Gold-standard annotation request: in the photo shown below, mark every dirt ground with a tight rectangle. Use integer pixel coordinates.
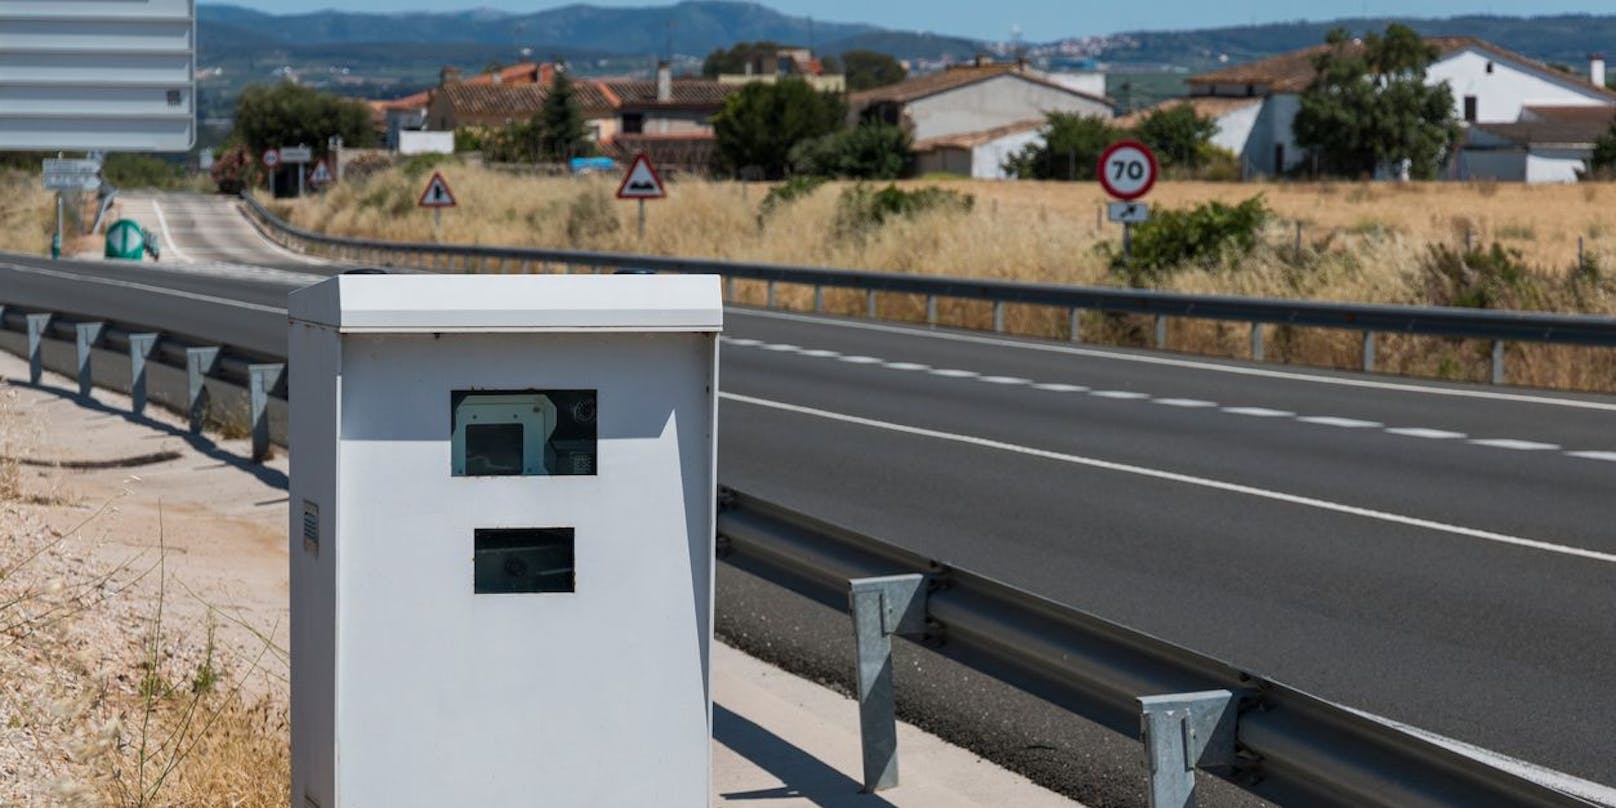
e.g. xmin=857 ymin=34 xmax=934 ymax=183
xmin=0 ymin=349 xmax=289 ymax=806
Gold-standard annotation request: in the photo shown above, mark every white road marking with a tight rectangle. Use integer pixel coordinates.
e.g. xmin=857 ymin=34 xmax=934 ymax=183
xmin=721 ymin=392 xmax=1616 ymax=566
xmin=1223 ymin=407 xmax=1295 ymax=417
xmin=838 ymin=355 xmax=884 ymax=364
xmin=1033 ymin=383 xmax=1089 ymax=393
xmin=979 ymin=376 xmax=1032 ymax=385
xmin=1470 ymin=439 xmax=1561 ymax=451
xmin=1567 ymin=451 xmax=1616 ymax=462
xmin=1090 ymin=390 xmax=1150 ymax=400
xmin=884 ymin=362 xmax=930 ymax=371
xmin=1154 ymin=398 xmax=1218 ymax=408
xmin=931 ymin=369 xmax=979 ymax=378
xmin=725 ymin=338 xmax=762 ymax=346
xmin=728 ymin=309 xmax=1616 ymax=412
xmin=1386 ymin=427 xmax=1468 ymax=440
xmin=1298 ymin=416 xmax=1383 ymax=428
xmin=0 ymin=262 xmax=285 ymax=314
xmin=800 ymin=349 xmax=840 ymax=358
xmin=762 ymin=343 xmax=800 ymax=352
xmin=148 ymin=200 xmax=194 ymax=264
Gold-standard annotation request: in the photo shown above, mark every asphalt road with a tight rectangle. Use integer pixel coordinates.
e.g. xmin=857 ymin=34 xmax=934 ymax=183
xmin=3 ymin=198 xmax=1614 ymax=802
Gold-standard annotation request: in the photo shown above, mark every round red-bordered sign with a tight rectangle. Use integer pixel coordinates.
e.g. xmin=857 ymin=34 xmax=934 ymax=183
xmin=262 ymin=149 xmax=281 ymax=169
xmin=1097 ymin=140 xmax=1158 ymax=201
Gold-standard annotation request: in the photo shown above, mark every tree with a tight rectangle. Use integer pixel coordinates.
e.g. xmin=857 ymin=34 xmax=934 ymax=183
xmin=1585 ymin=123 xmax=1616 ymax=180
xmin=789 ymin=122 xmax=911 ymax=179
xmin=1132 ymin=104 xmax=1218 ymax=172
xmin=232 ymin=82 xmax=377 ymax=157
xmin=1293 ymin=24 xmax=1460 ymax=180
xmin=713 ymin=78 xmax=846 ymax=178
xmin=540 ymin=70 xmax=590 ymax=161
xmin=1002 ymin=113 xmax=1123 ymax=181
xmin=841 ymin=50 xmax=907 ymax=92
xmin=702 ymin=41 xmax=783 ymax=77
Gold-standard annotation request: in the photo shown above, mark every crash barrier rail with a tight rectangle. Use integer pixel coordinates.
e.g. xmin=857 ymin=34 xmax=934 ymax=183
xmin=0 ymin=296 xmax=1597 ymax=807
xmin=240 ymin=192 xmax=1616 ymax=387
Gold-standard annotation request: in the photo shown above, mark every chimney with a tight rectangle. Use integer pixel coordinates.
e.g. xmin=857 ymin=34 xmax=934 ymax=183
xmin=440 ymin=66 xmax=462 ymax=86
xmin=1593 ymin=54 xmax=1608 ymax=89
xmin=657 ymin=61 xmax=672 ymax=103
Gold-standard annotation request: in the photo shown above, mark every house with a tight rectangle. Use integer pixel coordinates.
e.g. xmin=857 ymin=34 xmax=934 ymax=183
xmin=1172 ymin=38 xmax=1616 ymax=180
xmin=716 ymin=47 xmax=846 ymax=93
xmin=373 ymin=63 xmax=555 ymax=149
xmin=850 ymin=60 xmax=1113 ymax=145
xmin=912 ymin=119 xmax=1045 ymax=180
xmin=1462 ymin=105 xmax=1616 ymax=182
xmin=1113 ymin=96 xmax=1265 ymax=161
xmin=424 ymin=80 xmax=617 ymax=136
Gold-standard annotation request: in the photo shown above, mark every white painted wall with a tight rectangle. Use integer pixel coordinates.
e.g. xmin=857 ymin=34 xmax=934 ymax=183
xmin=1041 ymin=71 xmax=1106 ymax=99
xmin=1430 ymin=48 xmax=1611 ymax=124
xmin=973 ymin=129 xmax=1045 ymax=179
xmin=398 ymin=129 xmax=454 ymax=155
xmin=1526 ymin=149 xmax=1589 ymax=183
xmin=906 ymin=74 xmax=1112 ymax=142
xmin=1239 ymin=94 xmax=1306 ymax=177
xmin=1209 ymin=103 xmax=1261 ymax=157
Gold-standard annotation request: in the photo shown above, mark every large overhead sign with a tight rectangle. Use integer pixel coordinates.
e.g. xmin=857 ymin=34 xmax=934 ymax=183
xmin=0 ymin=0 xmax=197 ymax=152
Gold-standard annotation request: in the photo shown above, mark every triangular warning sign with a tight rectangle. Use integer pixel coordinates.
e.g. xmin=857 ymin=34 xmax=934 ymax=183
xmin=309 ymin=160 xmax=334 ymax=186
xmin=615 ymin=153 xmax=666 ymax=200
xmin=418 ymin=172 xmax=457 ymax=208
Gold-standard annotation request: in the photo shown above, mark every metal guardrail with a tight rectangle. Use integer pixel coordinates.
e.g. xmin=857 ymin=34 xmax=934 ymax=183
xmin=241 ymin=191 xmax=1616 ymax=386
xmin=716 ymin=488 xmax=1596 ymax=808
xmin=0 ymin=288 xmax=1599 ymax=807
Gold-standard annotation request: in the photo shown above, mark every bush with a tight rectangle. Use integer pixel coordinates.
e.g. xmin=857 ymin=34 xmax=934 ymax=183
xmin=1422 ymin=242 xmax=1539 ymax=309
xmin=1111 ymin=196 xmax=1270 ymax=285
xmin=102 ymin=153 xmax=191 ymax=190
xmin=713 ymin=79 xmax=848 ymax=179
xmin=1003 ymin=113 xmax=1123 ymax=181
xmin=758 ymin=175 xmax=826 ymax=221
xmin=789 ymin=123 xmax=912 ymax=180
xmin=834 ymin=183 xmax=973 ymax=238
xmin=565 ymin=186 xmax=620 ymax=244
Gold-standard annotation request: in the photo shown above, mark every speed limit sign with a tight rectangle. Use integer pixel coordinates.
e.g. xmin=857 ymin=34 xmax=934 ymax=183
xmin=1097 ymin=140 xmax=1158 ymax=201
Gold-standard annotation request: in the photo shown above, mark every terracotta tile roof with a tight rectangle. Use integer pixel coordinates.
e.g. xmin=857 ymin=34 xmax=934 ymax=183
xmin=913 ymin=119 xmax=1045 ymax=152
xmin=1522 ymin=105 xmax=1616 ymax=124
xmin=1114 ymin=96 xmax=1264 ymax=128
xmin=375 ymin=62 xmax=551 ymax=111
xmin=605 ymin=79 xmax=736 ymax=109
xmin=851 ymin=63 xmax=1111 ymax=109
xmin=1473 ymin=120 xmax=1612 ymax=147
xmin=1189 ymin=37 xmax=1616 ymax=100
xmin=433 ymin=81 xmax=616 ymax=126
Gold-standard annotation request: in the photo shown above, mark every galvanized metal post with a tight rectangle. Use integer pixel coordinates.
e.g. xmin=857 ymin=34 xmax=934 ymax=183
xmin=1070 ymin=308 xmax=1082 ymax=343
xmin=766 ymin=280 xmax=776 ymax=309
xmin=75 ymin=322 xmax=105 ymax=398
xmin=25 ymin=313 xmax=50 ymax=385
xmin=1155 ymin=315 xmax=1167 ymax=350
xmin=1139 ymin=690 xmax=1240 ymax=808
xmin=926 ymin=296 xmax=938 ymax=326
xmin=249 ymin=364 xmax=285 ymax=463
xmin=128 ymin=333 xmax=159 ymax=416
xmin=993 ymin=301 xmax=1005 ymax=333
xmin=1491 ymin=340 xmax=1505 ymax=386
xmin=814 ymin=286 xmax=825 ymax=313
xmin=724 ymin=275 xmax=735 ymax=302
xmin=1250 ymin=323 xmax=1264 ymax=361
xmin=185 ymin=347 xmax=220 ymax=434
xmin=867 ymin=289 xmax=878 ymax=319
xmin=849 ymin=574 xmax=927 ymax=793
xmin=1362 ymin=331 xmax=1376 ymax=373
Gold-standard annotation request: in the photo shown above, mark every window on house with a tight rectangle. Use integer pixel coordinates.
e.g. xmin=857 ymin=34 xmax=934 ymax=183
xmin=1274 ymin=144 xmax=1286 ymax=174
xmin=622 ymin=113 xmax=644 ymax=135
xmin=1485 ymin=61 xmax=1495 ymax=74
xmin=1464 ymin=96 xmax=1478 ymax=123
xmin=1245 ymin=83 xmax=1256 ymax=97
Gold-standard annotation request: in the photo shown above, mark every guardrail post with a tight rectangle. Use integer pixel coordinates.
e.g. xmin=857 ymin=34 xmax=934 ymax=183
xmin=250 ymin=364 xmax=285 ymax=463
xmin=849 ymin=574 xmax=927 ymax=793
xmin=766 ymin=280 xmax=776 ymax=309
xmin=926 ymin=295 xmax=938 ymax=326
xmin=186 ymin=347 xmax=220 ymax=434
xmin=993 ymin=301 xmax=1005 ymax=333
xmin=128 ymin=333 xmax=159 ymax=416
xmin=1490 ymin=340 xmax=1505 ymax=385
xmin=1250 ymin=323 xmax=1264 ymax=361
xmin=1139 ymin=690 xmax=1240 ymax=808
xmin=867 ymin=289 xmax=878 ymax=319
xmin=1070 ymin=308 xmax=1083 ymax=343
xmin=1362 ymin=331 xmax=1376 ymax=373
xmin=26 ymin=313 xmax=51 ymax=385
xmin=1155 ymin=315 xmax=1168 ymax=350
xmin=724 ymin=276 xmax=734 ymax=302
xmin=75 ymin=322 xmax=105 ymax=398
xmin=814 ymin=286 xmax=825 ymax=313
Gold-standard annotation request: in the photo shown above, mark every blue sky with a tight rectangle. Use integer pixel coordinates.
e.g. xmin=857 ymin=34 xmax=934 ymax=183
xmin=239 ymin=1 xmax=1616 ymax=40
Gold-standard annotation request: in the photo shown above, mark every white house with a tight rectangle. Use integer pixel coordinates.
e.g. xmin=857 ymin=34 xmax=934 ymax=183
xmin=850 ymin=60 xmax=1113 ymax=145
xmin=1167 ymin=37 xmax=1616 ymax=180
xmin=912 ymin=119 xmax=1046 ymax=180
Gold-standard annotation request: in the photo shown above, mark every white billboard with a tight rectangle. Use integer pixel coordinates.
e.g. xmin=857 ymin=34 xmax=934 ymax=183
xmin=0 ymin=0 xmax=196 ymax=151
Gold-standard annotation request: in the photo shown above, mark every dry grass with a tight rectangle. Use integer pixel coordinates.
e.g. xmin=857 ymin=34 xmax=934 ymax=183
xmin=276 ymin=164 xmax=1616 ymax=391
xmin=0 ymin=169 xmax=54 ymax=256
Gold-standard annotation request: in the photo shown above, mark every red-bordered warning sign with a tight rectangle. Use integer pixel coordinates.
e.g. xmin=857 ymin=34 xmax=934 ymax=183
xmin=309 ymin=159 xmax=334 ymax=186
xmin=615 ymin=153 xmax=667 ymax=200
xmin=418 ymin=171 xmax=457 ymax=208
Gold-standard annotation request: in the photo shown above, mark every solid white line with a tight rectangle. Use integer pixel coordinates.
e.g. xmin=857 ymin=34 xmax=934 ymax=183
xmin=720 ymin=392 xmax=1616 ymax=565
xmin=228 ymin=200 xmax=333 ymax=267
xmin=1223 ymin=407 xmax=1295 ymax=417
xmin=1298 ymin=416 xmax=1383 ymax=428
xmin=149 ymin=199 xmax=194 ymax=264
xmin=1470 ymin=438 xmax=1561 ymax=451
xmin=1567 ymin=451 xmax=1616 ymax=462
xmin=727 ymin=308 xmax=1616 ymax=412
xmin=0 ymin=262 xmax=285 ymax=315
xmin=1386 ymin=427 xmax=1468 ymax=440
xmin=1154 ymin=398 xmax=1218 ymax=408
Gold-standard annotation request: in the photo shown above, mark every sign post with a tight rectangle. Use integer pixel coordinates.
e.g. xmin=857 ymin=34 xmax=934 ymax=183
xmin=615 ymin=153 xmax=667 ymax=243
xmin=281 ymin=145 xmax=313 ymax=197
xmin=42 ymin=158 xmax=104 ymax=260
xmin=417 ymin=171 xmax=458 ymax=241
xmin=263 ymin=149 xmax=281 ymax=197
xmin=1097 ymin=140 xmax=1159 ymax=265
xmin=309 ymin=160 xmax=334 ymax=190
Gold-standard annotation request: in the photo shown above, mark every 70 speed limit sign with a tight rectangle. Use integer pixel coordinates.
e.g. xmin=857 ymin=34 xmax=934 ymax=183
xmin=1097 ymin=140 xmax=1159 ymax=201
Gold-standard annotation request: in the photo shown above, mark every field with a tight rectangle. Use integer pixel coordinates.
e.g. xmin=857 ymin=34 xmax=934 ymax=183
xmin=275 ymin=164 xmax=1616 ymax=392
xmin=0 ymin=170 xmax=53 ymax=256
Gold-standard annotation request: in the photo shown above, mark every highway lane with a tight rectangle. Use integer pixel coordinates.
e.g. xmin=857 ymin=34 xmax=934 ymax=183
xmin=3 ymin=252 xmax=1614 ymax=793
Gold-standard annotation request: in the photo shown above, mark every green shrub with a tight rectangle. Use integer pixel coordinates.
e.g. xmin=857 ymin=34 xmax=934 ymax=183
xmin=788 ymin=123 xmax=912 ymax=180
xmin=1111 ymin=196 xmax=1270 ymax=285
xmin=565 ymin=186 xmax=620 ymax=244
xmin=758 ymin=175 xmax=826 ymax=221
xmin=1422 ymin=242 xmax=1539 ymax=309
xmin=833 ymin=183 xmax=974 ymax=237
xmin=102 ymin=153 xmax=190 ymax=190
